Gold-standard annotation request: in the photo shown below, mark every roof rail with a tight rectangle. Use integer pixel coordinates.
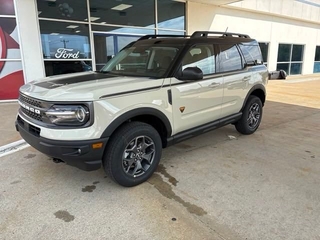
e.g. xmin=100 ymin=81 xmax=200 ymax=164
xmin=191 ymin=31 xmax=250 ymax=39
xmin=138 ymin=34 xmax=189 ymax=41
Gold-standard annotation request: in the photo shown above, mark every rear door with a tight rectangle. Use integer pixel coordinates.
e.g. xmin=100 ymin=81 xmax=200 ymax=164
xmin=218 ymin=44 xmax=252 ymax=118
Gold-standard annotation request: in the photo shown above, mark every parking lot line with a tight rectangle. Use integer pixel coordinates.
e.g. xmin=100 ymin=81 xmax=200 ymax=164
xmin=0 ymin=139 xmax=29 ymax=158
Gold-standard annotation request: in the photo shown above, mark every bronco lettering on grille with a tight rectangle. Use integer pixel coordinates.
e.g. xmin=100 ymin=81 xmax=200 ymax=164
xmin=18 ymin=101 xmax=41 ymax=114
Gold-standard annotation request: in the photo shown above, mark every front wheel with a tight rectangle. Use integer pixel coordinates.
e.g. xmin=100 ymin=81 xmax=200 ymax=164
xmin=235 ymin=95 xmax=263 ymax=135
xmin=103 ymin=122 xmax=162 ymax=187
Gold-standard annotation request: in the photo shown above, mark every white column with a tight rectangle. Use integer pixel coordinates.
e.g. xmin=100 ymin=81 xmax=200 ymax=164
xmin=14 ymin=0 xmax=45 ymax=82
xmin=267 ymin=41 xmax=278 ymax=72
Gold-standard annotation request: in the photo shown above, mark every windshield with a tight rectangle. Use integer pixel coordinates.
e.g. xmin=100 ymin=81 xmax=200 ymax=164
xmin=100 ymin=44 xmax=181 ymax=78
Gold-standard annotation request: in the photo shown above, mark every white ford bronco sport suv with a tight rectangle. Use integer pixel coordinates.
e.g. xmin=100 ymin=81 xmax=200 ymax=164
xmin=16 ymin=31 xmax=268 ymax=187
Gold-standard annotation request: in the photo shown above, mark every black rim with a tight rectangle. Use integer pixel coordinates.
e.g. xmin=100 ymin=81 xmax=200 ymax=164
xmin=122 ymin=135 xmax=155 ymax=177
xmin=247 ymin=103 xmax=260 ymax=129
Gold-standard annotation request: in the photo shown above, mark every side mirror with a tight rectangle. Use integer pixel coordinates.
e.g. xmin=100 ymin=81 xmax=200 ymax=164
xmin=178 ymin=67 xmax=203 ymax=81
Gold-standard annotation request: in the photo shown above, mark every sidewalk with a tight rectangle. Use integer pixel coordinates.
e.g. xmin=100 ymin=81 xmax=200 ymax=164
xmin=1 ymin=102 xmax=20 ymax=146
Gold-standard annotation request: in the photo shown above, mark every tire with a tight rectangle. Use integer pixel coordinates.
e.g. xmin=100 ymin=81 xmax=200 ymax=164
xmin=235 ymin=95 xmax=263 ymax=135
xmin=103 ymin=121 xmax=162 ymax=187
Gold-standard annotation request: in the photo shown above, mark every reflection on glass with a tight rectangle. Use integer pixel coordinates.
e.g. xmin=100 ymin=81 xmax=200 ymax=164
xmin=291 ymin=45 xmax=304 ymax=61
xmin=314 ymin=62 xmax=320 ymax=73
xmin=0 ymin=0 xmax=15 ymax=15
xmin=182 ymin=45 xmax=215 ymax=75
xmin=276 ymin=63 xmax=289 ymax=73
xmin=92 ymin=25 xmax=154 ymax=35
xmin=101 ymin=44 xmax=182 ymax=78
xmin=89 ymin=0 xmax=155 ymax=27
xmin=37 ymin=0 xmax=88 ymax=22
xmin=277 ymin=44 xmax=291 ymax=62
xmin=157 ymin=0 xmax=185 ymax=30
xmin=239 ymin=44 xmax=262 ymax=64
xmin=94 ymin=35 xmax=115 ymax=70
xmin=158 ymin=30 xmax=185 ymax=35
xmin=39 ymin=21 xmax=91 ymax=59
xmin=44 ymin=61 xmax=92 ymax=76
xmin=290 ymin=63 xmax=302 ymax=75
xmin=94 ymin=33 xmax=140 ymax=70
xmin=219 ymin=45 xmax=242 ymax=72
xmin=0 ymin=61 xmax=24 ymax=100
xmin=0 ymin=17 xmax=21 ymax=59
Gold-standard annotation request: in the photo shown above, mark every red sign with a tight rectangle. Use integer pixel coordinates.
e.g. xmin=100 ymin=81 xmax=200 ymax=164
xmin=0 ymin=0 xmax=25 ymax=100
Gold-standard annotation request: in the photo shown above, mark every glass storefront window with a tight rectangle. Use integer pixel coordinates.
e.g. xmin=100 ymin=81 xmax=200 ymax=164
xmin=39 ymin=20 xmax=91 ymax=59
xmin=158 ymin=30 xmax=185 ymax=35
xmin=0 ymin=0 xmax=24 ymax=100
xmin=0 ymin=0 xmax=15 ymax=15
xmin=89 ymin=0 xmax=155 ymax=27
xmin=290 ymin=63 xmax=302 ymax=75
xmin=36 ymin=0 xmax=185 ymax=76
xmin=92 ymin=24 xmax=154 ymax=35
xmin=314 ymin=62 xmax=320 ymax=73
xmin=277 ymin=44 xmax=291 ymax=62
xmin=94 ymin=33 xmax=140 ymax=70
xmin=37 ymin=0 xmax=88 ymax=22
xmin=0 ymin=18 xmax=21 ymax=59
xmin=315 ymin=46 xmax=320 ymax=61
xmin=277 ymin=44 xmax=304 ymax=75
xmin=314 ymin=46 xmax=320 ymax=73
xmin=157 ymin=0 xmax=185 ymax=30
xmin=44 ymin=60 xmax=92 ymax=76
xmin=276 ymin=63 xmax=289 ymax=74
xmin=259 ymin=42 xmax=268 ymax=65
xmin=292 ymin=45 xmax=303 ymax=61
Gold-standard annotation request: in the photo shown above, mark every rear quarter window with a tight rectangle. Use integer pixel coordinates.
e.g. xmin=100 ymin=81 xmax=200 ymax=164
xmin=238 ymin=43 xmax=263 ymax=65
xmin=218 ymin=44 xmax=243 ymax=72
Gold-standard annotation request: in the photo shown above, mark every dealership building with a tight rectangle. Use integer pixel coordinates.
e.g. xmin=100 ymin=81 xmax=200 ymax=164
xmin=1 ymin=0 xmax=320 ymax=100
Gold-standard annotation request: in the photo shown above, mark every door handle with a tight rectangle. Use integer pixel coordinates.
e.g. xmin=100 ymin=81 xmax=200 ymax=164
xmin=208 ymin=82 xmax=220 ymax=88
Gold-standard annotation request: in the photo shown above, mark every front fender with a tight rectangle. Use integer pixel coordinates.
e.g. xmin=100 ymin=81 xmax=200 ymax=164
xmin=100 ymin=107 xmax=172 ymax=138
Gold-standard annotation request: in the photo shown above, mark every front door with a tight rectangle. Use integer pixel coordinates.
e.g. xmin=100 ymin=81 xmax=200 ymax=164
xmin=93 ymin=33 xmax=140 ymax=71
xmin=170 ymin=44 xmax=223 ymax=135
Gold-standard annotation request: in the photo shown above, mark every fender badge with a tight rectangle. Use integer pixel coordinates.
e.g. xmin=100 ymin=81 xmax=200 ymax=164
xmin=179 ymin=106 xmax=185 ymax=113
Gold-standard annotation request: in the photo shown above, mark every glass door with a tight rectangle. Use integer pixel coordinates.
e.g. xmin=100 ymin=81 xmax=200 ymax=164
xmin=93 ymin=33 xmax=140 ymax=71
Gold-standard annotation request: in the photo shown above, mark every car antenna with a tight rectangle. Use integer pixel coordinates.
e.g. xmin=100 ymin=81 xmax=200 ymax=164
xmin=224 ymin=27 xmax=228 ymax=34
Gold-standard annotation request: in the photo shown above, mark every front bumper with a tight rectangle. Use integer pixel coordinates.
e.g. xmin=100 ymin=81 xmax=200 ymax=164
xmin=15 ymin=115 xmax=109 ymax=171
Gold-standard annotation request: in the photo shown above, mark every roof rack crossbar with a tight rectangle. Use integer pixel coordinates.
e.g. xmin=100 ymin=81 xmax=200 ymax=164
xmin=138 ymin=34 xmax=189 ymax=40
xmin=191 ymin=31 xmax=250 ymax=38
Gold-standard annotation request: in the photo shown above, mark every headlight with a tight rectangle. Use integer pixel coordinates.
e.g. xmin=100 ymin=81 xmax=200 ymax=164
xmin=45 ymin=105 xmax=90 ymax=126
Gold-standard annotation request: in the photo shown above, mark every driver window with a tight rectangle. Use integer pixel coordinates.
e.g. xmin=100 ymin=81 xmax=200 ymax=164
xmin=182 ymin=45 xmax=216 ymax=75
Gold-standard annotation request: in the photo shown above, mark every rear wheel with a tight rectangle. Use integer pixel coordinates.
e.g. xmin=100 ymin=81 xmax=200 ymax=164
xmin=235 ymin=95 xmax=263 ymax=135
xmin=103 ymin=122 xmax=162 ymax=187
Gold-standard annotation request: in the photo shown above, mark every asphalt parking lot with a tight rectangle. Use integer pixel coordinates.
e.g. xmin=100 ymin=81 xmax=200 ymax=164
xmin=1 ymin=77 xmax=320 ymax=240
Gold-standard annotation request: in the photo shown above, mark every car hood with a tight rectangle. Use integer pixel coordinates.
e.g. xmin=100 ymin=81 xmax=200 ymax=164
xmin=19 ymin=71 xmax=164 ymax=101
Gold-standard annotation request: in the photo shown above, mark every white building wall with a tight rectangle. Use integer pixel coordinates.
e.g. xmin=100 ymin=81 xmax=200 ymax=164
xmin=187 ymin=1 xmax=320 ymax=74
xmin=229 ymin=0 xmax=320 ymax=23
xmin=15 ymin=0 xmax=45 ymax=82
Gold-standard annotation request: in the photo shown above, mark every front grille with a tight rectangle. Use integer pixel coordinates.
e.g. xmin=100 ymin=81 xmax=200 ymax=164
xmin=19 ymin=93 xmax=45 ymax=122
xmin=19 ymin=94 xmax=42 ymax=108
xmin=21 ymin=107 xmax=42 ymax=121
